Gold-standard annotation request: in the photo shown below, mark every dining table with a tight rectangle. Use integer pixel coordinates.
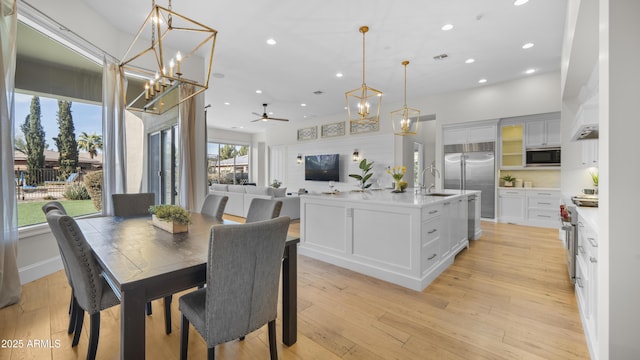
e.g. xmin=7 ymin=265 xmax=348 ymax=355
xmin=76 ymin=213 xmax=299 ymax=360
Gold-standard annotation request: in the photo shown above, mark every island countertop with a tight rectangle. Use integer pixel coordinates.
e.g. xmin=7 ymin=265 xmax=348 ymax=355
xmin=301 ymin=188 xmax=480 ymax=208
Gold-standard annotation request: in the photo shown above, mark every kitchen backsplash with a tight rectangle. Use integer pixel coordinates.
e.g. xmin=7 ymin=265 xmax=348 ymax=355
xmin=499 ymin=169 xmax=560 ymax=188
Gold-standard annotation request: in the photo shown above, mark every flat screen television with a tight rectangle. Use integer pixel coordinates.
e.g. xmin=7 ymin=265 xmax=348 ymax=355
xmin=305 ymin=154 xmax=340 ymax=181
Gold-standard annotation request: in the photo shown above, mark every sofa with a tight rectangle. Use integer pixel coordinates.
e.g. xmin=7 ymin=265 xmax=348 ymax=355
xmin=209 ymin=184 xmax=300 ymax=220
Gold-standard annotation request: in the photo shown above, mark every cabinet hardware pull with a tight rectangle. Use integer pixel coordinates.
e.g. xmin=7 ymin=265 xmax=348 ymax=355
xmin=538 ymin=192 xmax=551 ymax=195
xmin=538 ymin=202 xmax=552 ymax=205
xmin=428 ymin=254 xmax=437 ymax=260
xmin=578 ymin=246 xmax=584 ymax=254
xmin=588 ymin=237 xmax=598 ymax=247
xmin=576 ymin=278 xmax=584 ymax=288
xmin=428 ymin=210 xmax=438 ymax=214
xmin=443 ymin=202 xmax=451 ymax=205
xmin=590 ymin=257 xmax=597 ymax=263
xmin=538 ymin=215 xmax=551 ymax=218
xmin=428 ymin=229 xmax=437 ymax=234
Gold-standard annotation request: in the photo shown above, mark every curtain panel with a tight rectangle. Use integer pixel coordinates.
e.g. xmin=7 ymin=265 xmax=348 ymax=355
xmin=102 ymin=59 xmax=127 ymax=215
xmin=0 ymin=0 xmax=21 ymax=308
xmin=178 ymin=84 xmax=197 ymax=210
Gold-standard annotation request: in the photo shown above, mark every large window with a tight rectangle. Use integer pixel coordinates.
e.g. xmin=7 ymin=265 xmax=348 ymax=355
xmin=207 ymin=143 xmax=250 ymax=185
xmin=14 ymin=93 xmax=103 ymax=227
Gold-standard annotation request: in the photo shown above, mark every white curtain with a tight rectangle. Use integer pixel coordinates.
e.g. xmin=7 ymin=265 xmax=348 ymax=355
xmin=102 ymin=58 xmax=127 ymax=215
xmin=178 ymin=84 xmax=197 ymax=210
xmin=0 ymin=0 xmax=21 ymax=308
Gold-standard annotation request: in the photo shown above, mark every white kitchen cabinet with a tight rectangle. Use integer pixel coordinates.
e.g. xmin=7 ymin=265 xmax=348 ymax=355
xmin=576 ymin=214 xmax=598 ymax=353
xmin=443 ymin=124 xmax=497 ymax=145
xmin=525 ymin=118 xmax=561 ymax=147
xmin=526 ymin=189 xmax=560 ymax=228
xmin=497 ymin=188 xmax=526 ymax=224
xmin=439 ymin=198 xmax=468 ymax=259
xmin=581 ymin=139 xmax=599 ymax=167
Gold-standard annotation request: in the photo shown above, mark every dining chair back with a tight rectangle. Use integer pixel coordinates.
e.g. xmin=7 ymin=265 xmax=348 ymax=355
xmin=178 ymin=216 xmax=290 ymax=360
xmin=245 ymin=198 xmax=283 ymax=223
xmin=201 ymin=194 xmax=229 ymax=220
xmin=42 ymin=201 xmax=78 ymax=335
xmin=45 ymin=209 xmax=120 ymax=360
xmin=112 ymin=192 xmax=155 ymax=217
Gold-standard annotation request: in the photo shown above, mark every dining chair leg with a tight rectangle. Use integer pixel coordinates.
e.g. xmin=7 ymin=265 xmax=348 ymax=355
xmin=179 ymin=315 xmax=189 ymax=360
xmin=268 ymin=320 xmax=278 ymax=360
xmin=68 ymin=296 xmax=78 ymax=334
xmin=72 ymin=308 xmax=85 ymax=347
xmin=146 ymin=302 xmax=153 ymax=315
xmin=208 ymin=347 xmax=215 ymax=360
xmin=87 ymin=313 xmax=100 ymax=360
xmin=164 ymin=295 xmax=173 ymax=334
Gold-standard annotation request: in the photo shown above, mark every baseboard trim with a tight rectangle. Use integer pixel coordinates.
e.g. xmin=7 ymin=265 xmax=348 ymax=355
xmin=19 ymin=256 xmax=63 ymax=284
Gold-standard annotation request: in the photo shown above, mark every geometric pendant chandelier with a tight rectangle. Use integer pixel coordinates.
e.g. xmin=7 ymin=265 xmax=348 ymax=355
xmin=119 ymin=0 xmax=218 ymax=114
xmin=390 ymin=60 xmax=420 ymax=135
xmin=345 ymin=26 xmax=382 ymax=126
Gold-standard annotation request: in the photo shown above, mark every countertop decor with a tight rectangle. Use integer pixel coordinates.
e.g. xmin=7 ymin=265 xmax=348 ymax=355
xmin=349 ymin=159 xmax=374 ymax=190
xmin=149 ymin=204 xmax=192 ymax=233
xmin=387 ymin=165 xmax=407 ymax=192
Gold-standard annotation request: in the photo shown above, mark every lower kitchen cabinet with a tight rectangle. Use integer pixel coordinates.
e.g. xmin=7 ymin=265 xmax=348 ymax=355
xmin=576 ymin=214 xmax=598 ymax=358
xmin=498 ymin=188 xmax=560 ymax=228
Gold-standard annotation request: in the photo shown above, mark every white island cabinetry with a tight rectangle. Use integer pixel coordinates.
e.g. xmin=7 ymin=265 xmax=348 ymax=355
xmin=299 ymin=190 xmax=478 ymax=291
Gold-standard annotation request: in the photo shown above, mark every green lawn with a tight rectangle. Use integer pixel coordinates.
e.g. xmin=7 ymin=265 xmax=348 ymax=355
xmin=18 ymin=200 xmax=98 ymax=227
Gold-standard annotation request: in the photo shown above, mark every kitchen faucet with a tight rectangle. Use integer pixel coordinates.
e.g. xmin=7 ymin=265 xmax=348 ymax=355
xmin=418 ymin=162 xmax=440 ymax=193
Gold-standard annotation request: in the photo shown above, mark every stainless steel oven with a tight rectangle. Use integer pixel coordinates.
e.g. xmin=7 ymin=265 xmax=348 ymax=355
xmin=561 ymin=205 xmax=577 ymax=284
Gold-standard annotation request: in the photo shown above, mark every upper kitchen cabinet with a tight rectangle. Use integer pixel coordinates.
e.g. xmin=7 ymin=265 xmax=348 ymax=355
xmin=500 ymin=122 xmax=524 ymax=169
xmin=526 ymin=118 xmax=561 ymax=148
xmin=443 ymin=122 xmax=497 ymax=145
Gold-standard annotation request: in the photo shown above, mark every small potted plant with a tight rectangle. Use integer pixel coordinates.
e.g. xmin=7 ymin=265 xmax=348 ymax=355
xmin=149 ymin=204 xmax=192 ymax=233
xmin=270 ymin=179 xmax=282 ymax=188
xmin=501 ymin=174 xmax=516 ymax=187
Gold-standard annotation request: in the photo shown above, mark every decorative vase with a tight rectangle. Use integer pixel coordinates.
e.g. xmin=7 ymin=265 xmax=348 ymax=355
xmin=503 ymin=181 xmax=513 ymax=187
xmin=152 ymin=215 xmax=188 ymax=234
xmin=394 ymin=181 xmax=402 ymax=192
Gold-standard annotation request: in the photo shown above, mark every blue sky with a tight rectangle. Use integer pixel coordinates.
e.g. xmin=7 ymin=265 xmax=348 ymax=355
xmin=14 ymin=92 xmax=102 ymax=152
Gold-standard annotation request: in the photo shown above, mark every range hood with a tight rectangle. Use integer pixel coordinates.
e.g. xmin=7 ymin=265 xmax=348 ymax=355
xmin=571 ymin=97 xmax=599 ymax=141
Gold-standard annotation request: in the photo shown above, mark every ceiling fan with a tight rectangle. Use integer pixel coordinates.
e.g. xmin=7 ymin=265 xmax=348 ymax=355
xmin=251 ymin=103 xmax=289 ymax=122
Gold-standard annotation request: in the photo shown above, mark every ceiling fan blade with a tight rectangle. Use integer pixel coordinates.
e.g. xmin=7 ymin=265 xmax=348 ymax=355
xmin=251 ymin=112 xmax=262 ymax=117
xmin=250 ymin=118 xmax=263 ymax=122
xmin=268 ymin=117 xmax=289 ymax=122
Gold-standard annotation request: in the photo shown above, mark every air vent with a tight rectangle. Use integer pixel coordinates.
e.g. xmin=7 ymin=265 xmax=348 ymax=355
xmin=313 ymin=90 xmax=324 ymax=95
xmin=433 ymin=54 xmax=449 ymax=60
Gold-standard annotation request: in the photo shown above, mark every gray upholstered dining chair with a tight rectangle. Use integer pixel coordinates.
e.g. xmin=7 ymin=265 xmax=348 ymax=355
xmin=245 ymin=198 xmax=283 ymax=223
xmin=200 ymin=194 xmax=229 ymax=220
xmin=45 ymin=209 xmax=120 ymax=360
xmin=111 ymin=192 xmax=174 ymax=334
xmin=178 ymin=216 xmax=291 ymax=360
xmin=42 ymin=201 xmax=79 ymax=336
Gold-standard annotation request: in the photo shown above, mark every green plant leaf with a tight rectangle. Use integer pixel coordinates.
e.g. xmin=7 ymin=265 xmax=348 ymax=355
xmin=359 ymin=159 xmax=367 ymax=170
xmin=349 ymin=174 xmax=363 ymax=180
xmin=362 ymin=173 xmax=373 ymax=183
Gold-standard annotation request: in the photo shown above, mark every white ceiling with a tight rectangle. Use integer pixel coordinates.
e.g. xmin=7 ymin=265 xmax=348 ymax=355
xmin=33 ymin=0 xmax=569 ymax=133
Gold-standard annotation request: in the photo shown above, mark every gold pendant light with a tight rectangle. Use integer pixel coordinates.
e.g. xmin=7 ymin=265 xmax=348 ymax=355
xmin=391 ymin=60 xmax=420 ymax=135
xmin=120 ymin=0 xmax=218 ymax=114
xmin=345 ymin=26 xmax=382 ymax=126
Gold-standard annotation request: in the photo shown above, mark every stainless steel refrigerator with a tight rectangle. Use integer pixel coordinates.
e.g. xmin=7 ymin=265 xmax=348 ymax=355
xmin=444 ymin=142 xmax=495 ymax=219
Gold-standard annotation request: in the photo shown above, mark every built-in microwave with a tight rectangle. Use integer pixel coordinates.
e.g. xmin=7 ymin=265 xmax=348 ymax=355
xmin=526 ymin=147 xmax=561 ymax=167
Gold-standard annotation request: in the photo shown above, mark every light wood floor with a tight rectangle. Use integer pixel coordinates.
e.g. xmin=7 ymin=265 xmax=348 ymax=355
xmin=0 ymin=220 xmax=589 ymax=359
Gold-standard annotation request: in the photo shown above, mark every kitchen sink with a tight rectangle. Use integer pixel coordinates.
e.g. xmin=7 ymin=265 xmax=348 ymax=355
xmin=423 ymin=193 xmax=454 ymax=197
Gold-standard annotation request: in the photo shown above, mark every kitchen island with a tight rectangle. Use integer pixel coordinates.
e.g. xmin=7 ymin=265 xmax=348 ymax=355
xmin=299 ymin=189 xmax=481 ymax=291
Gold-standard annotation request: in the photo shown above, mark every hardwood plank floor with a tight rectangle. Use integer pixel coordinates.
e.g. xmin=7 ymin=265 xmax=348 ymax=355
xmin=0 ymin=220 xmax=589 ymax=359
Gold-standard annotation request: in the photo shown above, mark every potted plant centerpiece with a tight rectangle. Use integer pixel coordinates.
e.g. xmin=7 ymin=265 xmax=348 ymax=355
xmin=149 ymin=204 xmax=192 ymax=234
xmin=501 ymin=174 xmax=516 ymax=187
xmin=387 ymin=165 xmax=407 ymax=192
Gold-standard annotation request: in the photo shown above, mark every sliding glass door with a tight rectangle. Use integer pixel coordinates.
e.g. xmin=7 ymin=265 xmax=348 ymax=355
xmin=149 ymin=125 xmax=178 ymax=204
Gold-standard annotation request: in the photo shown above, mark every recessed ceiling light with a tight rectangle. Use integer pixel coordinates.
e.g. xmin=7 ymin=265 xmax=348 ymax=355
xmin=525 ymin=68 xmax=536 ymax=74
xmin=301 ymin=103 xmax=307 ymax=107
xmin=266 ymin=38 xmax=277 ymax=45
xmin=522 ymin=42 xmax=534 ymax=49
xmin=478 ymin=78 xmax=487 ymax=84
xmin=256 ymin=90 xmax=262 ymax=94
xmin=224 ymin=102 xmax=230 ymax=105
xmin=465 ymin=58 xmax=475 ymax=64
xmin=441 ymin=24 xmax=454 ymax=31
xmin=336 ymin=72 xmax=343 ymax=78
xmin=514 ymin=0 xmax=529 ymax=6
